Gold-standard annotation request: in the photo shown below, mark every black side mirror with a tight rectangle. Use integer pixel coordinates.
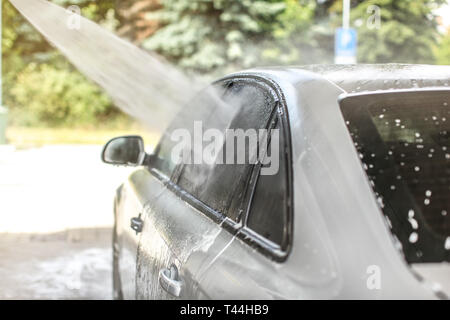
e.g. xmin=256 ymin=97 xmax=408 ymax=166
xmin=101 ymin=135 xmax=146 ymax=166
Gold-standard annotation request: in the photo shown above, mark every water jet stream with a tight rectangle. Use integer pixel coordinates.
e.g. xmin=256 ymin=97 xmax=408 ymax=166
xmin=9 ymin=0 xmax=208 ymax=134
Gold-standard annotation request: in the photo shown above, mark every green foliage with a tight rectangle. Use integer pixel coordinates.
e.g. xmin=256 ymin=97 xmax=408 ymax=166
xmin=349 ymin=0 xmax=445 ymax=64
xmin=141 ymin=0 xmax=446 ymax=70
xmin=435 ymin=30 xmax=450 ymax=65
xmin=142 ymin=0 xmax=286 ymax=74
xmin=10 ymin=64 xmax=113 ymax=126
xmin=262 ymin=0 xmax=333 ymax=65
xmin=2 ymin=0 xmax=118 ymax=127
xmin=3 ymin=0 xmax=448 ymax=128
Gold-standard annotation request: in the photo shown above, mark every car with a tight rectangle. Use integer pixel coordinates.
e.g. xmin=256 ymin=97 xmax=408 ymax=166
xmin=102 ymin=64 xmax=450 ymax=300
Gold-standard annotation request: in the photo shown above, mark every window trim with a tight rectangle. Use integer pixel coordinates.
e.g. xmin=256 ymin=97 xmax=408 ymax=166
xmin=149 ymin=74 xmax=294 ymax=262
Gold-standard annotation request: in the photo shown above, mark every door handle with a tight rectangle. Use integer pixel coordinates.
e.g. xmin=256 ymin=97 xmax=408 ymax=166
xmin=159 ymin=264 xmax=183 ymax=297
xmin=130 ymin=215 xmax=143 ymax=234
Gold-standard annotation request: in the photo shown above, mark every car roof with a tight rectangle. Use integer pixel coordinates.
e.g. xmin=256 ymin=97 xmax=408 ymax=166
xmin=244 ymin=64 xmax=450 ymax=93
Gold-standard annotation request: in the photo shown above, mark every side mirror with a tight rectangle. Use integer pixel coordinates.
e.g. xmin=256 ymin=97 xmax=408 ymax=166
xmin=101 ymin=135 xmax=146 ymax=166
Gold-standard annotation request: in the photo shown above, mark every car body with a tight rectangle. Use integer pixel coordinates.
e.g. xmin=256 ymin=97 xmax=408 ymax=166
xmin=104 ymin=64 xmax=450 ymax=300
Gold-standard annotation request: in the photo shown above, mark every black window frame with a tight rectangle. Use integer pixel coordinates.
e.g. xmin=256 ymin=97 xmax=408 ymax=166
xmin=148 ymin=74 xmax=294 ymax=262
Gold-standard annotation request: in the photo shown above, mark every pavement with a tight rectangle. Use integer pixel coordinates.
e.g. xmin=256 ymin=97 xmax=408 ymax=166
xmin=0 ymin=145 xmax=134 ymax=299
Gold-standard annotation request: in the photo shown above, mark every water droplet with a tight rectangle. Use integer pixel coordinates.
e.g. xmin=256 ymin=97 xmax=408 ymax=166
xmin=395 ymin=119 xmax=401 ymax=124
xmin=432 ymin=283 xmax=443 ymax=292
xmin=446 ymin=154 xmax=450 ymax=159
xmin=377 ymin=197 xmax=385 ymax=208
xmin=390 ymin=185 xmax=396 ymax=190
xmin=379 ymin=114 xmax=384 ymax=119
xmin=408 ymin=217 xmax=418 ymax=230
xmin=385 ymin=216 xmax=392 ymax=229
xmin=442 ymin=210 xmax=448 ymax=216
xmin=409 ymin=232 xmax=418 ymax=243
xmin=425 ymin=190 xmax=432 ymax=197
xmin=415 ymin=133 xmax=421 ymax=138
xmin=424 ymin=198 xmax=430 ymax=205
xmin=408 ymin=210 xmax=415 ymax=218
xmin=445 ymin=237 xmax=450 ymax=250
xmin=414 ymin=166 xmax=420 ymax=172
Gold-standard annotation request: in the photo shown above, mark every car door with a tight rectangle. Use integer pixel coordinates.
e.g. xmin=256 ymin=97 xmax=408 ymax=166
xmin=132 ymin=80 xmax=232 ymax=300
xmin=188 ymin=119 xmax=297 ymax=299
xmin=135 ymin=76 xmax=281 ymax=299
xmin=115 ymin=176 xmax=146 ymax=299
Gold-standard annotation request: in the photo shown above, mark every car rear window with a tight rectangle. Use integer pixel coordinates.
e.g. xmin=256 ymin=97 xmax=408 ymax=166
xmin=340 ymin=90 xmax=450 ymax=263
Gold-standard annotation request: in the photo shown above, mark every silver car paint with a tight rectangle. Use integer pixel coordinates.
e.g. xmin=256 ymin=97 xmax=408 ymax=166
xmin=116 ymin=66 xmax=449 ymax=299
xmin=115 ymin=178 xmax=142 ymax=299
xmin=125 ymin=169 xmax=238 ymax=299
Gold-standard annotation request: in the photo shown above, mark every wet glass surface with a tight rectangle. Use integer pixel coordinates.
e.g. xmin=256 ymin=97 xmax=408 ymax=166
xmin=341 ymin=91 xmax=450 ymax=263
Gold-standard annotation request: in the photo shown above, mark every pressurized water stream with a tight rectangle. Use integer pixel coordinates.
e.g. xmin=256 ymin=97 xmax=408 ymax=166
xmin=9 ymin=0 xmax=214 ymax=133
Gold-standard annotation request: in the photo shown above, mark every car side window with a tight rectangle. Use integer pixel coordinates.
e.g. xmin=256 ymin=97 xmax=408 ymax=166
xmin=246 ymin=121 xmax=289 ymax=248
xmin=176 ymin=80 xmax=278 ymax=221
xmin=151 ymin=83 xmax=228 ymax=178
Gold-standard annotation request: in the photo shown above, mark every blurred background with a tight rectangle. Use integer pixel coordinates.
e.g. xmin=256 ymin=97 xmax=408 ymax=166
xmin=0 ymin=0 xmax=449 ymax=299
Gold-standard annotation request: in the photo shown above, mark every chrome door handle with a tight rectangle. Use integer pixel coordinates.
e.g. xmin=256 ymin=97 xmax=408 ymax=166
xmin=159 ymin=264 xmax=183 ymax=297
xmin=130 ymin=215 xmax=143 ymax=234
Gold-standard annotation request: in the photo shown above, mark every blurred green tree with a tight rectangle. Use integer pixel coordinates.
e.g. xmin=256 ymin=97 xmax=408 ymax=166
xmin=139 ymin=0 xmax=446 ymax=70
xmin=3 ymin=0 xmax=448 ymax=127
xmin=2 ymin=0 xmax=118 ymax=126
xmin=346 ymin=0 xmax=445 ymax=64
xmin=263 ymin=0 xmax=334 ymax=65
xmin=435 ymin=30 xmax=450 ymax=65
xmin=141 ymin=0 xmax=286 ymax=74
xmin=11 ymin=63 xmax=112 ymax=126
